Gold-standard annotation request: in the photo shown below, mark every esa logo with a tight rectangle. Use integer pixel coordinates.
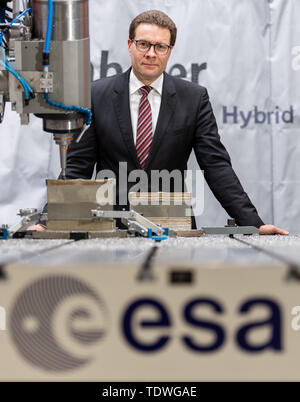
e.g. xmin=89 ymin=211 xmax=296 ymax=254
xmin=10 ymin=276 xmax=283 ymax=373
xmin=122 ymin=297 xmax=282 ymax=353
xmin=10 ymin=276 xmax=108 ymax=372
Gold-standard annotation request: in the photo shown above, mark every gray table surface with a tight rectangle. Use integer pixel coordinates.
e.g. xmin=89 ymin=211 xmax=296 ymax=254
xmin=0 ymin=235 xmax=299 ymax=267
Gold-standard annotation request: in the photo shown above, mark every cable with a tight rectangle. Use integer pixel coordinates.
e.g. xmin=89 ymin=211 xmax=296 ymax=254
xmin=44 ymin=93 xmax=92 ymax=126
xmin=0 ymin=7 xmax=33 ymax=99
xmin=43 ymin=0 xmax=52 ymax=55
xmin=42 ymin=0 xmax=52 ymax=66
xmin=0 ymin=59 xmax=30 ymax=98
xmin=8 ymin=7 xmax=31 ymax=27
xmin=0 ymin=37 xmax=32 ymax=99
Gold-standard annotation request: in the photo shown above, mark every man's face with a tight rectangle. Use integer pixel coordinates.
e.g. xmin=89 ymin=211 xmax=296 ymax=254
xmin=128 ymin=23 xmax=172 ymax=84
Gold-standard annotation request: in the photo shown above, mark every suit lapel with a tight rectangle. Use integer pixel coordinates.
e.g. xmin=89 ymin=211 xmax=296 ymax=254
xmin=144 ymin=73 xmax=177 ymax=170
xmin=112 ymin=69 xmax=140 ymax=169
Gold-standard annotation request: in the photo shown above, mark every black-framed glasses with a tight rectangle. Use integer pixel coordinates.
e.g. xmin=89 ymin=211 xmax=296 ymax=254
xmin=131 ymin=39 xmax=172 ymax=56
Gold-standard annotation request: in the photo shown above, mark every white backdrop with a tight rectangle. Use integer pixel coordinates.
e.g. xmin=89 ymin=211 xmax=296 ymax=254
xmin=0 ymin=0 xmax=299 ymax=232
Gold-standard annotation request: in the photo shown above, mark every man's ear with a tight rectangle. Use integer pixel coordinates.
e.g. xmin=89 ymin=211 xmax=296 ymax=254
xmin=128 ymin=39 xmax=133 ymax=54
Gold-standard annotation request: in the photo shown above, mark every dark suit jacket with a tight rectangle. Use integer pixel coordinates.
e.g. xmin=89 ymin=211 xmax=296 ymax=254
xmin=65 ymin=68 xmax=264 ymax=227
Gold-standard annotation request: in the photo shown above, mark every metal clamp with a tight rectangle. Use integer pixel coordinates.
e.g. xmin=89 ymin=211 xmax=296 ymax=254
xmin=202 ymin=218 xmax=258 ymax=235
xmin=40 ymin=72 xmax=53 ymax=92
xmin=6 ymin=208 xmax=44 ymax=236
xmin=91 ymin=208 xmax=173 ymax=238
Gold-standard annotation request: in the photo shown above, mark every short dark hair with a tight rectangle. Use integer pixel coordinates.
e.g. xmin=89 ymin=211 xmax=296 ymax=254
xmin=129 ymin=10 xmax=177 ymax=46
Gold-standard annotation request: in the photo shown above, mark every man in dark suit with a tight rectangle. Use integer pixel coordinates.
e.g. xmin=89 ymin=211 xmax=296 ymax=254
xmin=32 ymin=10 xmax=287 ymax=234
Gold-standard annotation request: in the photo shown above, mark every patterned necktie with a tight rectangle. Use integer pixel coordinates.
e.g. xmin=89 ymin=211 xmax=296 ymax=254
xmin=136 ymin=86 xmax=152 ymax=169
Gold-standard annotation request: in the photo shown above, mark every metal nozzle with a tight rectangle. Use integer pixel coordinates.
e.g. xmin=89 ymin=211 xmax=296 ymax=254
xmin=53 ymin=133 xmax=73 ymax=180
xmin=59 ymin=146 xmax=67 ymax=179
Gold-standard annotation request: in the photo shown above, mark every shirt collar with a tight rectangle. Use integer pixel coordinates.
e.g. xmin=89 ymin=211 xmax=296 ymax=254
xmin=130 ymin=69 xmax=164 ymax=96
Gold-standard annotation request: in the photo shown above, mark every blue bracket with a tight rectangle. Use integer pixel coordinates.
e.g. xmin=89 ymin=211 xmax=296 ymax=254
xmin=147 ymin=227 xmax=169 ymax=242
xmin=0 ymin=227 xmax=9 ymax=240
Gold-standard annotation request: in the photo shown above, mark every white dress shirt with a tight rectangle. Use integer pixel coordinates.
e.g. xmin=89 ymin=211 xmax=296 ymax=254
xmin=129 ymin=70 xmax=164 ymax=145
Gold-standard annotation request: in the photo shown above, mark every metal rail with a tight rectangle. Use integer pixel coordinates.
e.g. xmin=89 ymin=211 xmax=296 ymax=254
xmin=231 ymin=235 xmax=300 ymax=280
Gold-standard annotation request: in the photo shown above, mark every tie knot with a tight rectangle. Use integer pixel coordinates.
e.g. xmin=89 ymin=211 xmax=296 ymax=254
xmin=139 ymin=86 xmax=152 ymax=96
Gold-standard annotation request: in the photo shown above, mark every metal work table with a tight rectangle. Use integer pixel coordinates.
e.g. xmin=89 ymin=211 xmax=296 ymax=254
xmin=1 ymin=235 xmax=299 ymax=267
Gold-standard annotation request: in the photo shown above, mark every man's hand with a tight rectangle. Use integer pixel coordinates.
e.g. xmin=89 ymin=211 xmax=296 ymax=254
xmin=27 ymin=224 xmax=47 ymax=232
xmin=259 ymin=224 xmax=289 ymax=235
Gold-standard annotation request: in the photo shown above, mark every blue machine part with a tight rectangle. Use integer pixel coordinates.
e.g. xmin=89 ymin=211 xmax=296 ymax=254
xmin=147 ymin=228 xmax=169 ymax=242
xmin=0 ymin=227 xmax=9 ymax=240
